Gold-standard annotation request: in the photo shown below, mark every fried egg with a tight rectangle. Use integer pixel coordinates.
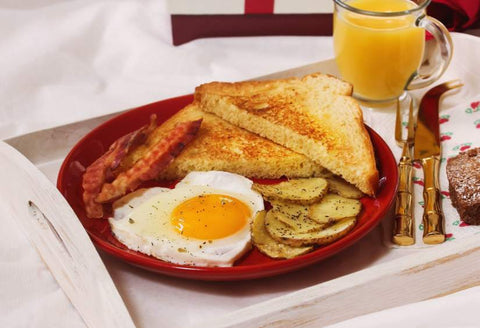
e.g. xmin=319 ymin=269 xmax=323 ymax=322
xmin=109 ymin=171 xmax=264 ymax=267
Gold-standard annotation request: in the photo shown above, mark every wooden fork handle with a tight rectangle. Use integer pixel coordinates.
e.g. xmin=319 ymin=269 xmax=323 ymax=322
xmin=392 ymin=153 xmax=415 ymax=246
xmin=421 ymin=156 xmax=445 ymax=244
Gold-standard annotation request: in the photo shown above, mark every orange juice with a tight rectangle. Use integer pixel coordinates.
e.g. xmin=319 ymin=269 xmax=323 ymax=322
xmin=334 ymin=0 xmax=425 ymax=101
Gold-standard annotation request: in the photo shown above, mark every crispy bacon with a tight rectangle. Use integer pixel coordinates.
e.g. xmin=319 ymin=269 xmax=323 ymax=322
xmin=82 ymin=115 xmax=157 ymax=218
xmin=95 ymin=119 xmax=203 ymax=203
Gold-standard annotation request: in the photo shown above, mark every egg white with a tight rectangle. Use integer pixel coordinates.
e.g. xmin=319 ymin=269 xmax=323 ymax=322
xmin=108 ymin=172 xmax=264 ymax=267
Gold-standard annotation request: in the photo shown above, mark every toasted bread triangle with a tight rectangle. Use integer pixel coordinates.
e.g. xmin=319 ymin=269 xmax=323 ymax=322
xmin=116 ymin=104 xmax=328 ymax=180
xmin=194 ymin=73 xmax=379 ymax=196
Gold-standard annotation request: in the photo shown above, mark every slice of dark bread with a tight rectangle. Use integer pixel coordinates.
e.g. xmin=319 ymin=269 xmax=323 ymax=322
xmin=446 ymin=147 xmax=480 ymax=224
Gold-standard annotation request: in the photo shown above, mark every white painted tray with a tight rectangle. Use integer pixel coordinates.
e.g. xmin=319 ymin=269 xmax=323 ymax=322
xmin=5 ymin=32 xmax=480 ymax=328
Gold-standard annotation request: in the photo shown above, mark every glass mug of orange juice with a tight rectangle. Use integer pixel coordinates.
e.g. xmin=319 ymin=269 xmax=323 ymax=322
xmin=333 ymin=0 xmax=453 ymax=103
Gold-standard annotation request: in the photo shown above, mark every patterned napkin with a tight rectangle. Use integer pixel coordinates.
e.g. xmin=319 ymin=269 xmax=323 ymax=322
xmin=363 ymin=94 xmax=480 ymax=247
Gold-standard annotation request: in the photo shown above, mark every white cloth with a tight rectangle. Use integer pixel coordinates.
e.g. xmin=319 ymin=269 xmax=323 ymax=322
xmin=325 ymin=286 xmax=480 ymax=328
xmin=2 ymin=1 xmax=480 ymax=327
xmin=0 ymin=0 xmax=332 ymax=140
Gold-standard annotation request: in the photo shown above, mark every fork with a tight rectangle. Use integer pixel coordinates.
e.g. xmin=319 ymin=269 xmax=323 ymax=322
xmin=392 ymin=98 xmax=415 ymax=246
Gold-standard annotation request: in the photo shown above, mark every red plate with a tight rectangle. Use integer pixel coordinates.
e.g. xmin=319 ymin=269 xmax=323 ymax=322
xmin=57 ymin=94 xmax=398 ymax=281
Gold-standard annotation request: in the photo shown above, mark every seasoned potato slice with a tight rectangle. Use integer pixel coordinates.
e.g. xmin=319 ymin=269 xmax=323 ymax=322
xmin=308 ymin=194 xmax=362 ymax=224
xmin=252 ymin=211 xmax=313 ymax=259
xmin=265 ymin=213 xmax=357 ymax=247
xmin=264 ymin=210 xmax=305 ymax=244
xmin=270 ymin=201 xmax=326 ymax=233
xmin=326 ymin=177 xmax=364 ymax=199
xmin=253 ymin=178 xmax=328 ymax=205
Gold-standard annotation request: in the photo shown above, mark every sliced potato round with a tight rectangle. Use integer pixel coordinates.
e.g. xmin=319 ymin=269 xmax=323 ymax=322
xmin=270 ymin=201 xmax=326 ymax=233
xmin=326 ymin=176 xmax=364 ymax=199
xmin=265 ymin=212 xmax=357 ymax=247
xmin=291 ymin=217 xmax=357 ymax=246
xmin=264 ymin=209 xmax=303 ymax=244
xmin=309 ymin=194 xmax=362 ymax=224
xmin=251 ymin=211 xmax=313 ymax=259
xmin=253 ymin=178 xmax=328 ymax=205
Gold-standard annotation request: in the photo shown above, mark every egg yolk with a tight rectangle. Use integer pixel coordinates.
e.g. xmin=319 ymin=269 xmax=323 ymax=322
xmin=170 ymin=194 xmax=251 ymax=240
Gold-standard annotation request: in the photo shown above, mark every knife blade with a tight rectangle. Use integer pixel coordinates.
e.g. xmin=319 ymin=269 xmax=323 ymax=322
xmin=413 ymin=80 xmax=463 ymax=244
xmin=0 ymin=141 xmax=136 ymax=328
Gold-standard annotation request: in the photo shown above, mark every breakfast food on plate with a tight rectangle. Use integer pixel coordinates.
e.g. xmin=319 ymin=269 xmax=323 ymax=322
xmin=109 ymin=171 xmax=264 ymax=267
xmin=325 ymin=176 xmax=364 ymax=199
xmin=81 ymin=72 xmax=378 ymax=265
xmin=252 ymin=178 xmax=329 ymax=205
xmin=308 ymin=194 xmax=362 ymax=224
xmin=97 ymin=119 xmax=202 ymax=203
xmin=253 ymin=188 xmax=361 ymax=247
xmin=268 ymin=203 xmax=327 ymax=233
xmin=251 ymin=175 xmax=363 ymax=255
xmin=82 ymin=115 xmax=158 ymax=219
xmin=114 ymin=104 xmax=328 ymax=180
xmin=264 ymin=211 xmax=357 ymax=247
xmin=195 ymin=72 xmax=379 ymax=196
xmin=446 ymin=147 xmax=480 ymax=225
xmin=82 ymin=116 xmax=202 ymax=218
xmin=252 ymin=211 xmax=314 ymax=259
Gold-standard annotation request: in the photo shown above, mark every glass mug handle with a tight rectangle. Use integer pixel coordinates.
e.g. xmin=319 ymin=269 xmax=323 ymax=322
xmin=407 ymin=16 xmax=453 ymax=90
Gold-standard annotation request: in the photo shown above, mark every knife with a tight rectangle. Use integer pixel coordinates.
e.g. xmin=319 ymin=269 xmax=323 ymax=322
xmin=413 ymin=80 xmax=463 ymax=244
xmin=0 ymin=141 xmax=136 ymax=328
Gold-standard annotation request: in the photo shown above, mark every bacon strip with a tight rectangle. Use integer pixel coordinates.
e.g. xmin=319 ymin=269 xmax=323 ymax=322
xmin=96 ymin=119 xmax=203 ymax=203
xmin=82 ymin=115 xmax=157 ymax=218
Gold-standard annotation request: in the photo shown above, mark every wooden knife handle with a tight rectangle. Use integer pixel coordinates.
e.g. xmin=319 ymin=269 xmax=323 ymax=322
xmin=421 ymin=156 xmax=445 ymax=244
xmin=392 ymin=153 xmax=415 ymax=246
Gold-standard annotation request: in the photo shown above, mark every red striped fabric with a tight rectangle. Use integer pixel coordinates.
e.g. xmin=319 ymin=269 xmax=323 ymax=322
xmin=244 ymin=0 xmax=274 ymax=14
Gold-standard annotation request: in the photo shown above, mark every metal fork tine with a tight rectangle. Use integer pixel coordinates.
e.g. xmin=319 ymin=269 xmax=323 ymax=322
xmin=395 ymin=99 xmax=403 ymax=146
xmin=407 ymin=98 xmax=415 ymax=142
